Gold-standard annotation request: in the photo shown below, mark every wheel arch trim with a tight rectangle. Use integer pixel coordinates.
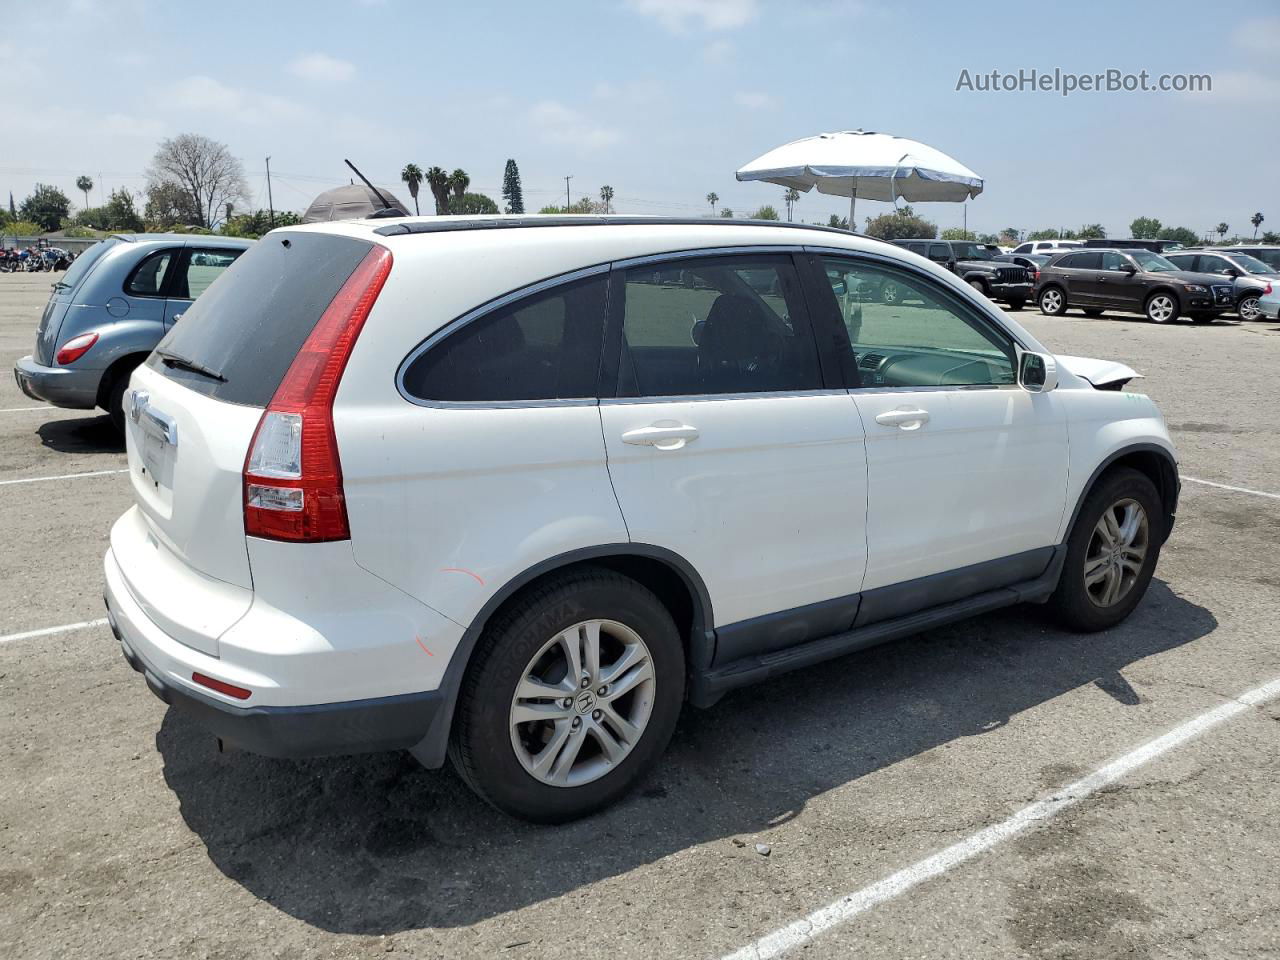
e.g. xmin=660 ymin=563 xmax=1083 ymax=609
xmin=1065 ymin=442 xmax=1179 ymax=545
xmin=408 ymin=543 xmax=715 ymax=768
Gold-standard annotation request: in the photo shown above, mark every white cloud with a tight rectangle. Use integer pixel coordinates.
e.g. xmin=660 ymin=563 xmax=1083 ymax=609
xmin=1196 ymin=70 xmax=1280 ymax=104
xmin=1233 ymin=17 xmax=1280 ymax=55
xmin=529 ymin=100 xmax=622 ymax=149
xmin=591 ymin=79 xmax=661 ymax=104
xmin=169 ymin=75 xmax=307 ymax=125
xmin=734 ymin=90 xmax=779 ymax=110
xmin=286 ymin=52 xmax=356 ymax=84
xmin=703 ymin=38 xmax=733 ymax=63
xmin=625 ymin=0 xmax=759 ymax=32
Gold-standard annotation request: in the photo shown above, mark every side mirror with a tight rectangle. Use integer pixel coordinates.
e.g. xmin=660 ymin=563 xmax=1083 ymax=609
xmin=1122 ymin=264 xmax=1137 ymax=275
xmin=1225 ymin=268 xmax=1240 ymax=277
xmin=1018 ymin=351 xmax=1059 ymax=393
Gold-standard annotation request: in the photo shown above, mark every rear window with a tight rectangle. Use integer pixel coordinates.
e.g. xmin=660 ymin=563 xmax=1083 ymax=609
xmin=57 ymin=238 xmax=118 ymax=294
xmin=147 ymin=232 xmax=372 ymax=406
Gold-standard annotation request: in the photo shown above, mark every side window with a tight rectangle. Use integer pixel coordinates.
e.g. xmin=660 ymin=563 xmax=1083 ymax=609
xmin=175 ymin=248 xmax=245 ymax=300
xmin=813 ymin=255 xmax=1016 ymax=389
xmin=125 ymin=249 xmax=177 ymax=297
xmin=1013 ymin=243 xmax=1031 ymax=254
xmin=1199 ymin=255 xmax=1230 ymax=274
xmin=928 ymin=243 xmax=950 ymax=261
xmin=401 ymin=274 xmax=607 ymax=402
xmin=616 ymin=255 xmax=821 ymax=398
xmin=1070 ymin=252 xmax=1102 ymax=270
xmin=1101 ymin=252 xmax=1130 ymax=271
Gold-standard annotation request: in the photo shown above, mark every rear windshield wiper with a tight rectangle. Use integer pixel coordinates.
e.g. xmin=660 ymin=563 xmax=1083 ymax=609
xmin=51 ymin=281 xmax=71 ymax=291
xmin=156 ymin=348 xmax=226 ymax=383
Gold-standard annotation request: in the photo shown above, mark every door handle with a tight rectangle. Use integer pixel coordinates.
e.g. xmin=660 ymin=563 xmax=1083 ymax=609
xmin=874 ymin=407 xmax=930 ymax=430
xmin=622 ymin=423 xmax=699 ymax=450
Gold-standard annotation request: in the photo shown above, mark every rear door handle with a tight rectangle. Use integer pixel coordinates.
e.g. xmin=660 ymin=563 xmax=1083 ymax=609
xmin=622 ymin=423 xmax=699 ymax=450
xmin=874 ymin=407 xmax=930 ymax=430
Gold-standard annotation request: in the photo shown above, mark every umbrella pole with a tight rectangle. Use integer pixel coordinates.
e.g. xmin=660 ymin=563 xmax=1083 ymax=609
xmin=848 ymin=189 xmax=856 ymax=233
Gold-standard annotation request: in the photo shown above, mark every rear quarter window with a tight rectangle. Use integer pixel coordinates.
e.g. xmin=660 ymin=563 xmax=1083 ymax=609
xmin=147 ymin=233 xmax=372 ymax=407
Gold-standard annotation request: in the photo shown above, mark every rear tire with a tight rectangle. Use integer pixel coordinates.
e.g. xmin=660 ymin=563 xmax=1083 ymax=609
xmin=448 ymin=567 xmax=685 ymax=823
xmin=1047 ymin=468 xmax=1163 ymax=632
xmin=105 ymin=372 xmax=131 ymax=435
xmin=1083 ymin=309 xmax=1104 ymax=317
xmin=1006 ymin=299 xmax=1026 ymax=311
xmin=1190 ymin=313 xmax=1217 ymax=325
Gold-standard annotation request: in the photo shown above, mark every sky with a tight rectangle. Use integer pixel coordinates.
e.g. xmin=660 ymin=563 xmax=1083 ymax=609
xmin=3 ymin=0 xmax=1278 ymax=239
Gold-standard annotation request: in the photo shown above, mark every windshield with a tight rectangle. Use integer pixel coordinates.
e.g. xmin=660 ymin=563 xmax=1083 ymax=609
xmin=54 ymin=238 xmax=118 ymax=294
xmin=1224 ymin=253 xmax=1272 ymax=274
xmin=951 ymin=242 xmax=997 ymax=261
xmin=1130 ymin=249 xmax=1178 ymax=272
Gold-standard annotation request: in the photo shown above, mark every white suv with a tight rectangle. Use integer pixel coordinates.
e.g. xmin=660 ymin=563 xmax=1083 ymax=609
xmin=104 ymin=217 xmax=1179 ymax=822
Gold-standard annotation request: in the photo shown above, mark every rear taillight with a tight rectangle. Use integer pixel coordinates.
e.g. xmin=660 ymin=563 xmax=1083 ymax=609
xmin=1265 ymin=282 xmax=1273 ymax=296
xmin=243 ymin=245 xmax=392 ymax=542
xmin=56 ymin=331 xmax=99 ymax=365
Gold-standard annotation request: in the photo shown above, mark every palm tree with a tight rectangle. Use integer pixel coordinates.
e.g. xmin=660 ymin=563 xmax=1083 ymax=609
xmin=425 ymin=166 xmax=450 ymax=215
xmin=400 ymin=164 xmax=424 ymax=215
xmin=599 ymin=185 xmax=614 ymax=214
xmin=783 ymin=187 xmax=800 ymax=222
xmin=1216 ymin=222 xmax=1229 ymax=241
xmin=448 ymin=169 xmax=470 ymax=206
xmin=1251 ymin=212 xmax=1265 ymax=239
xmin=75 ymin=175 xmax=93 ymax=210
xmin=706 ymin=191 xmax=718 ymax=216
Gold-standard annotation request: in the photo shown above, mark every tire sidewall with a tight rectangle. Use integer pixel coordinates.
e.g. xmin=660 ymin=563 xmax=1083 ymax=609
xmin=1145 ymin=292 xmax=1180 ymax=324
xmin=1039 ymin=286 xmax=1066 ymax=315
xmin=455 ymin=574 xmax=685 ymax=823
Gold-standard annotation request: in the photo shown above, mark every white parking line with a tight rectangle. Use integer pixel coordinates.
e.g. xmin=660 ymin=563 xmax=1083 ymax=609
xmin=0 ymin=617 xmax=109 ymax=646
xmin=720 ymin=674 xmax=1280 ymax=960
xmin=1183 ymin=476 xmax=1280 ymax=501
xmin=0 ymin=406 xmax=51 ymax=413
xmin=0 ymin=468 xmax=128 ymax=487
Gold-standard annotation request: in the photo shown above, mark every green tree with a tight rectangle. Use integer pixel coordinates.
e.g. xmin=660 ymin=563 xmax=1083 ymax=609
xmin=750 ymin=204 xmax=780 ymax=221
xmin=1027 ymin=227 xmax=1076 ymax=241
xmin=75 ymin=175 xmax=94 ymax=210
xmin=941 ymin=227 xmax=976 ymax=241
xmin=100 ymin=188 xmax=143 ymax=232
xmin=502 ymin=159 xmax=524 ymax=214
xmin=448 ymin=169 xmax=470 ymax=210
xmin=1250 ymin=212 xmax=1264 ymax=239
xmin=1262 ymin=231 xmax=1280 ymax=245
xmin=144 ymin=180 xmax=201 ymax=229
xmin=600 ymin=185 xmax=614 ymax=214
xmin=538 ymin=198 xmax=599 ymax=214
xmin=783 ymin=188 xmax=800 ymax=221
xmin=977 ymin=233 xmax=999 ymax=244
xmin=1078 ymin=223 xmax=1106 ymax=240
xmin=3 ymin=220 xmax=44 ymax=236
xmin=706 ymin=192 xmax=718 ymax=215
xmin=222 ymin=209 xmax=302 ymax=238
xmin=1157 ymin=225 xmax=1199 ymax=245
xmin=426 ymin=166 xmax=450 ymax=215
xmin=19 ymin=183 xmax=71 ymax=231
xmin=1129 ymin=217 xmax=1161 ymax=239
xmin=451 ymin=192 xmax=501 ymax=215
xmin=999 ymin=227 xmax=1019 ymax=244
xmin=827 ymin=214 xmax=849 ymax=229
xmin=719 ymin=207 xmax=734 ymax=218
xmin=864 ymin=205 xmax=937 ymax=241
xmin=400 ymin=163 xmax=424 ymax=215
xmin=1216 ymin=222 xmax=1229 ymax=241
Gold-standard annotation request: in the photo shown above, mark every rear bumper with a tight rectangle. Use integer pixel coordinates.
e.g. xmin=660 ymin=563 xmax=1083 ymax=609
xmin=104 ymin=546 xmax=448 ymax=759
xmin=1260 ymin=298 xmax=1280 ymax=319
xmin=13 ymin=354 xmax=99 ymax=409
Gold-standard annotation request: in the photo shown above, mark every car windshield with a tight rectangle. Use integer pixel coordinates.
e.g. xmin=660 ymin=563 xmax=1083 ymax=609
xmin=951 ymin=242 xmax=997 ymax=261
xmin=1129 ymin=249 xmax=1178 ymax=272
xmin=1223 ymin=253 xmax=1272 ymax=274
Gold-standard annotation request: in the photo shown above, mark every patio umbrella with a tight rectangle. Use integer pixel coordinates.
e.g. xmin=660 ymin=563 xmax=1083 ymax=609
xmin=735 ymin=129 xmax=983 ymax=230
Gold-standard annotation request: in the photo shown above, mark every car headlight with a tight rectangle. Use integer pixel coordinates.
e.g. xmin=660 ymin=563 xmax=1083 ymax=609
xmin=1182 ymin=284 xmax=1207 ymax=293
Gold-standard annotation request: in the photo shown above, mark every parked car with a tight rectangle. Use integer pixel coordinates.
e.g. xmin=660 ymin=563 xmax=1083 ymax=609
xmin=1164 ymin=248 xmax=1278 ymax=321
xmin=1036 ymin=247 xmax=1232 ymax=323
xmin=1223 ymin=245 xmax=1280 ymax=273
xmin=892 ymin=238 xmax=1033 ymax=309
xmin=997 ymin=252 xmax=1053 ymax=289
xmin=1083 ymin=238 xmax=1185 ymax=254
xmin=13 ymin=234 xmax=251 ymax=432
xmin=1011 ymin=239 xmax=1084 ymax=255
xmin=1259 ymin=281 xmax=1280 ymax=320
xmin=104 ymin=217 xmax=1178 ymax=823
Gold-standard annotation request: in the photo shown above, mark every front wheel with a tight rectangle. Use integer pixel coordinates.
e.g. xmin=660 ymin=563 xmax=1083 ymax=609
xmin=967 ymin=278 xmax=988 ymax=298
xmin=1237 ymin=295 xmax=1262 ymax=321
xmin=1047 ymin=467 xmax=1163 ymax=632
xmin=1083 ymin=309 xmax=1104 ymax=317
xmin=1039 ymin=287 xmax=1067 ymax=316
xmin=448 ymin=568 xmax=685 ymax=823
xmin=1006 ymin=298 xmax=1026 ymax=311
xmin=1145 ymin=292 xmax=1180 ymax=324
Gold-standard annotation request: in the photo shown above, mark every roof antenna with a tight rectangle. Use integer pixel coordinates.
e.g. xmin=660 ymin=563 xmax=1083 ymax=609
xmin=344 ymin=158 xmax=393 ymax=210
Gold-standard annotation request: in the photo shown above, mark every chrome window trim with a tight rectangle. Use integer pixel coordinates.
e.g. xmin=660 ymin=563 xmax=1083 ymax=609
xmin=395 ymin=263 xmax=611 ymax=409
xmin=611 ymin=244 xmax=804 ymax=270
xmin=600 ymin=388 xmax=849 ymax=406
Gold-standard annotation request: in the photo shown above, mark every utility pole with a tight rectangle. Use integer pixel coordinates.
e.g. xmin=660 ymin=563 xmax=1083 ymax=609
xmin=564 ymin=175 xmax=572 ymax=211
xmin=266 ymin=156 xmax=275 ymax=229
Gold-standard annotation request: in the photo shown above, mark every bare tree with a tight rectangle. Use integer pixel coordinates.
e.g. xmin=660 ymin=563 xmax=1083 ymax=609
xmin=146 ymin=133 xmax=249 ymax=229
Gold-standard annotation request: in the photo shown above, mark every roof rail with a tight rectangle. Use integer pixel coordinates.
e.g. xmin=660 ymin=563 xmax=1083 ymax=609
xmin=372 ymin=216 xmax=867 ymax=239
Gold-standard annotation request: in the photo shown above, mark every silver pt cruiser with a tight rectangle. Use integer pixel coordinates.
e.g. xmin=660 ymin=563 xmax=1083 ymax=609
xmin=13 ymin=233 xmax=251 ymax=432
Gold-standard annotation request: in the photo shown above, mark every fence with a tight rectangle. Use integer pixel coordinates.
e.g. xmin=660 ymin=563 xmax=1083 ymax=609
xmin=1 ymin=235 xmax=103 ymax=255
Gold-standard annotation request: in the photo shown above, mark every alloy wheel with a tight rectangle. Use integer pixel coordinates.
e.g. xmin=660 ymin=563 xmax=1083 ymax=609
xmin=1041 ymin=289 xmax=1063 ymax=314
xmin=1238 ymin=296 xmax=1261 ymax=321
xmin=509 ymin=619 xmax=656 ymax=788
xmin=1147 ymin=295 xmax=1175 ymax=323
xmin=1084 ymin=498 xmax=1149 ymax=608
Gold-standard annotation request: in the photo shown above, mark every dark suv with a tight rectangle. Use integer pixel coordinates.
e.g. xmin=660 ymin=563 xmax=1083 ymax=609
xmin=1035 ymin=247 xmax=1233 ymax=324
xmin=892 ymin=239 xmax=1032 ymax=309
